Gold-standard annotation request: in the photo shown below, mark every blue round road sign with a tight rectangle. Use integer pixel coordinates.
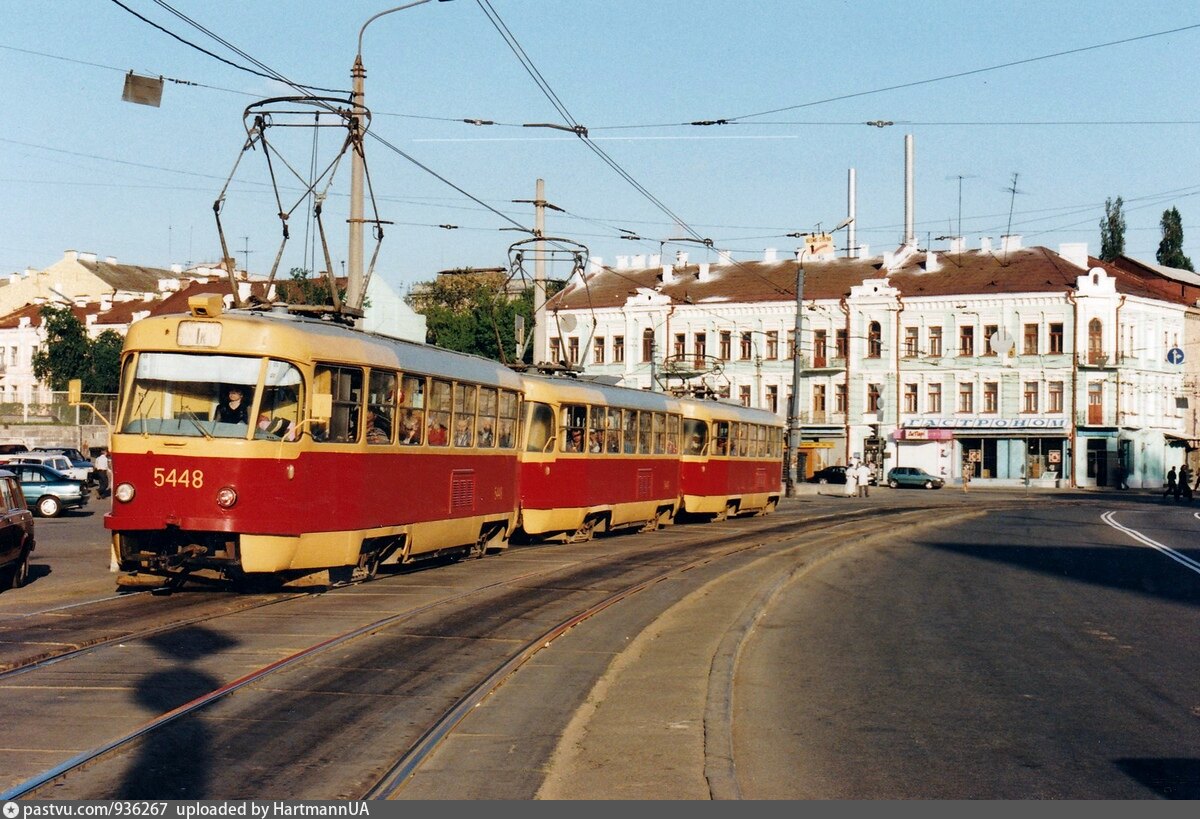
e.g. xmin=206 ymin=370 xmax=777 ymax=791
xmin=1168 ymin=347 xmax=1185 ymax=364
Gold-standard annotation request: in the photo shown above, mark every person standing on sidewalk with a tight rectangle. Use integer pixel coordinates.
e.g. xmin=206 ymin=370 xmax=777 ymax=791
xmin=855 ymin=461 xmax=872 ymax=497
xmin=1164 ymin=466 xmax=1177 ymax=501
xmin=94 ymin=448 xmax=111 ymax=499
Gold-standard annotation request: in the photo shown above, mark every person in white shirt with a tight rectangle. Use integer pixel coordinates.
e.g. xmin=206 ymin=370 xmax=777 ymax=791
xmin=94 ymin=449 xmax=111 ymax=498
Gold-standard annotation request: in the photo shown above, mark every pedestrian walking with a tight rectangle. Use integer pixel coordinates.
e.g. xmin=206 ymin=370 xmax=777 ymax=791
xmin=1182 ymin=464 xmax=1193 ymax=502
xmin=843 ymin=463 xmax=859 ymax=498
xmin=1164 ymin=466 xmax=1177 ymax=501
xmin=856 ymin=462 xmax=872 ymax=497
xmin=94 ymin=448 xmax=111 ymax=499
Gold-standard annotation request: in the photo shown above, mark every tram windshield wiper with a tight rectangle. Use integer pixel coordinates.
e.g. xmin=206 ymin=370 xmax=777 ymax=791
xmin=181 ymin=410 xmax=213 ymax=440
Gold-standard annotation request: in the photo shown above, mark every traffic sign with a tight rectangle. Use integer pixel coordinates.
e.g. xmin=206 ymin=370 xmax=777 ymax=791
xmin=1168 ymin=347 xmax=1185 ymax=365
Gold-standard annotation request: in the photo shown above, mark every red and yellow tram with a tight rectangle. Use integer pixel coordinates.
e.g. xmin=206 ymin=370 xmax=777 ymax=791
xmin=106 ymin=296 xmax=785 ymax=589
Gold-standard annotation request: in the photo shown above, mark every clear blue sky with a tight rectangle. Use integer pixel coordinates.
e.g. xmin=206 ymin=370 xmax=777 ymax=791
xmin=3 ymin=0 xmax=1199 ymax=294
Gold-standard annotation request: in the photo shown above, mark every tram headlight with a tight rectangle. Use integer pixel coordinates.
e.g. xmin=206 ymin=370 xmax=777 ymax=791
xmin=114 ymin=483 xmax=136 ymax=503
xmin=216 ymin=486 xmax=238 ymax=509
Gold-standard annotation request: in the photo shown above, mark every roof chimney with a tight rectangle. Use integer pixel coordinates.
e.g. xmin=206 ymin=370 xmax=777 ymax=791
xmin=676 ymin=251 xmax=689 ymax=267
xmin=717 ymin=250 xmax=733 ymax=266
xmin=697 ymin=262 xmax=712 ymax=282
xmin=1058 ymin=242 xmax=1089 ymax=269
xmin=1000 ymin=234 xmax=1022 ymax=254
xmin=763 ymin=248 xmax=778 ymax=263
xmin=980 ymin=237 xmax=993 ymax=253
xmin=78 ymin=251 xmax=96 ymax=263
xmin=947 ymin=237 xmax=965 ymax=254
xmin=660 ymin=264 xmax=676 ymax=285
xmin=104 ymin=256 xmax=117 ymax=265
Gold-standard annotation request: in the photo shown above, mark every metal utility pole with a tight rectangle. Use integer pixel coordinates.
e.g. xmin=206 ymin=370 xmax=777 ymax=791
xmin=534 ymin=178 xmax=546 ymax=364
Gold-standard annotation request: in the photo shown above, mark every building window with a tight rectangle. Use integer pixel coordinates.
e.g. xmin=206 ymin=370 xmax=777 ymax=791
xmin=740 ymin=332 xmax=753 ymax=360
xmin=904 ymin=383 xmax=918 ymax=413
xmin=928 ymin=326 xmax=943 ymax=357
xmin=813 ymin=329 xmax=827 ymax=366
xmin=927 ymin=383 xmax=942 ymax=414
xmin=567 ymin=337 xmax=579 ymax=364
xmin=958 ymin=382 xmax=974 ymax=413
xmin=1023 ymin=381 xmax=1039 ymax=413
xmin=867 ymin=321 xmax=882 ymax=358
xmin=739 ymin=385 xmax=751 ymax=407
xmin=959 ymin=325 xmax=975 ymax=357
xmin=673 ymin=333 xmax=686 ymax=359
xmin=867 ymin=383 xmax=882 ymax=412
xmin=983 ymin=382 xmax=998 ymax=413
xmin=1049 ymin=380 xmax=1064 ymax=413
xmin=613 ymin=335 xmax=624 ymax=363
xmin=835 ymin=383 xmax=847 ymax=413
xmin=693 ymin=332 xmax=706 ymax=367
xmin=904 ymin=327 xmax=919 ymax=358
xmin=1049 ymin=323 xmax=1064 ymax=354
xmin=1024 ymin=323 xmax=1039 ymax=355
xmin=766 ymin=384 xmax=778 ymax=413
xmin=1087 ymin=381 xmax=1103 ymax=423
xmin=787 ymin=330 xmax=796 ymax=360
xmin=550 ymin=338 xmax=562 ymax=363
xmin=1088 ymin=318 xmax=1105 ymax=364
xmin=835 ymin=329 xmax=848 ymax=358
xmin=813 ymin=384 xmax=827 ymax=414
xmin=593 ymin=336 xmax=605 ymax=364
xmin=641 ymin=328 xmax=655 ymax=363
xmin=983 ymin=325 xmax=998 ymax=356
xmin=719 ymin=331 xmax=731 ymax=360
xmin=766 ymin=331 xmax=778 ymax=359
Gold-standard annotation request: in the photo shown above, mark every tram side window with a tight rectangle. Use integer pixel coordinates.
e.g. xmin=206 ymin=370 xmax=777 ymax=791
xmin=589 ymin=406 xmax=607 ymax=454
xmin=650 ymin=412 xmax=665 ymax=454
xmin=398 ymin=375 xmax=425 ymax=445
xmin=477 ymin=388 xmax=498 ymax=448
xmin=605 ymin=408 xmax=622 ymax=453
xmin=666 ymin=414 xmax=680 ymax=454
xmin=313 ymin=365 xmax=362 ymax=443
xmin=714 ymin=421 xmax=730 ymax=456
xmin=638 ymin=411 xmax=652 ymax=454
xmin=364 ymin=369 xmax=396 ymax=445
xmin=428 ymin=379 xmax=451 ymax=446
xmin=525 ymin=402 xmax=555 ymax=452
xmin=621 ymin=409 xmax=639 ymax=454
xmin=683 ymin=418 xmax=708 ymax=455
xmin=735 ymin=423 xmax=749 ymax=457
xmin=453 ymin=383 xmax=477 ymax=447
xmin=498 ymin=390 xmax=519 ymax=449
xmin=562 ymin=404 xmax=587 ymax=452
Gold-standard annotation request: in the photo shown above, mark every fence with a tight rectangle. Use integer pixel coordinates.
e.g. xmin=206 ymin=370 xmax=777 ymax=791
xmin=0 ymin=392 xmax=117 ymax=454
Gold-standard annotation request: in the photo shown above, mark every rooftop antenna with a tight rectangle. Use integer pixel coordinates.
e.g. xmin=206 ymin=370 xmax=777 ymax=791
xmin=1004 ymin=172 xmax=1026 ymax=259
xmin=945 ymin=173 xmax=977 ymax=238
xmin=240 ymin=236 xmax=253 ymax=275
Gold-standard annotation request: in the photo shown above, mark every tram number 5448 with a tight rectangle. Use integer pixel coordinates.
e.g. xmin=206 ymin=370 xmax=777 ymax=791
xmin=153 ymin=467 xmax=205 ymax=488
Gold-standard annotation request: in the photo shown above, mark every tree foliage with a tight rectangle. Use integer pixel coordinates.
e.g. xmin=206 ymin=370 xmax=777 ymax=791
xmin=280 ymin=267 xmax=349 ymax=306
xmin=1156 ymin=207 xmax=1194 ymax=272
xmin=31 ymin=304 xmax=122 ymax=393
xmin=407 ymin=269 xmax=560 ymax=364
xmin=1099 ymin=196 xmax=1126 ymax=261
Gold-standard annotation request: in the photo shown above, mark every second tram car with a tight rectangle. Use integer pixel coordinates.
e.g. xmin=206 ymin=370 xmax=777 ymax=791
xmin=106 ymin=297 xmax=784 ymax=589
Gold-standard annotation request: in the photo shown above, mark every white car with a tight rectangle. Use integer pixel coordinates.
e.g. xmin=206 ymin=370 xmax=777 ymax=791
xmin=12 ymin=452 xmax=92 ymax=484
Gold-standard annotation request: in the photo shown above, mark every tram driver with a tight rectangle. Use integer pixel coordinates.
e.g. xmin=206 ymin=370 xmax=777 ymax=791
xmin=217 ymin=386 xmax=250 ymax=425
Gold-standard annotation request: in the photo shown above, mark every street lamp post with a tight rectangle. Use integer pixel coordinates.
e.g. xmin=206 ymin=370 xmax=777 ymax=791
xmin=785 ymin=218 xmax=852 ymax=497
xmin=348 ymin=0 xmax=453 ymax=312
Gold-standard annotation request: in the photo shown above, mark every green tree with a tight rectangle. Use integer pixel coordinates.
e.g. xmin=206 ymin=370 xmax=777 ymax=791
xmin=280 ymin=267 xmax=348 ymax=306
xmin=1156 ymin=206 xmax=1194 ymax=271
xmin=31 ymin=304 xmax=122 ymax=393
xmin=408 ymin=270 xmax=552 ymax=364
xmin=1099 ymin=196 xmax=1126 ymax=261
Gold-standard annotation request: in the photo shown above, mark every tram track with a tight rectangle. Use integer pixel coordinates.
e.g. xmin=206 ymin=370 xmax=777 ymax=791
xmin=2 ymin=498 xmax=1037 ymax=799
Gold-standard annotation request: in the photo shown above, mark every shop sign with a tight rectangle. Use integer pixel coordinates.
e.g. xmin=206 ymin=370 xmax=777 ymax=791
xmin=902 ymin=417 xmax=1066 ymax=430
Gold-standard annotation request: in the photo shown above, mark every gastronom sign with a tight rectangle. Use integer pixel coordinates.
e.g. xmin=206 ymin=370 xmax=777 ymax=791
xmin=901 ymin=417 xmax=1066 ymax=429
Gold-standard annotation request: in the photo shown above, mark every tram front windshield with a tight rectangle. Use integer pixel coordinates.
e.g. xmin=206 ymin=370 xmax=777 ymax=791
xmin=119 ymin=352 xmax=304 ymax=440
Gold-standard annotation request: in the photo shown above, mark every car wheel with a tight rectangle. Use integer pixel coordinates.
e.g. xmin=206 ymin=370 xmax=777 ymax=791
xmin=6 ymin=549 xmax=29 ymax=589
xmin=924 ymin=480 xmax=934 ymax=489
xmin=36 ymin=496 xmax=61 ymax=518
xmin=888 ymin=479 xmax=899 ymax=488
xmin=818 ymin=478 xmax=829 ymax=484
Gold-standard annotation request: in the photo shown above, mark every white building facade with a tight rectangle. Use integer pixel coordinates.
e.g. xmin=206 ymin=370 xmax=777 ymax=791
xmin=544 ymin=239 xmax=1200 ymax=490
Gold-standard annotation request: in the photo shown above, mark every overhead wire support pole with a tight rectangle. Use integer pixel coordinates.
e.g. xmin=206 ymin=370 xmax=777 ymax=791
xmin=349 ymin=0 xmax=453 ymax=316
xmin=514 ymin=180 xmax=565 ymax=366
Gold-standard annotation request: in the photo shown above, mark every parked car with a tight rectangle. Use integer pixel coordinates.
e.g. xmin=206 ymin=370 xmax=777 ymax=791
xmin=808 ymin=465 xmax=877 ymax=485
xmin=31 ymin=447 xmax=95 ymax=484
xmin=0 ymin=469 xmax=35 ymax=589
xmin=886 ymin=466 xmax=945 ymax=489
xmin=13 ymin=452 xmax=92 ymax=484
xmin=7 ymin=463 xmax=90 ymax=517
